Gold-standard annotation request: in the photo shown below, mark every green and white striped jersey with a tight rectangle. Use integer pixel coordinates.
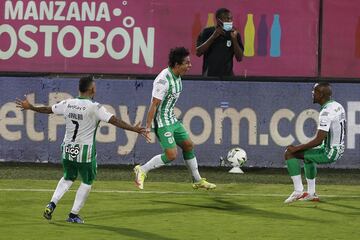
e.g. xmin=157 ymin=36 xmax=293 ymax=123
xmin=152 ymin=67 xmax=182 ymax=128
xmin=52 ymin=97 xmax=113 ymax=163
xmin=318 ymin=100 xmax=346 ymax=159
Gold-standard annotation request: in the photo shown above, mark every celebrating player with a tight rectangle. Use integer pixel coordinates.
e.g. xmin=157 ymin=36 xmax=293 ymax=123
xmin=133 ymin=47 xmax=216 ymax=190
xmin=284 ymin=83 xmax=346 ymax=203
xmin=16 ymin=76 xmax=148 ymax=223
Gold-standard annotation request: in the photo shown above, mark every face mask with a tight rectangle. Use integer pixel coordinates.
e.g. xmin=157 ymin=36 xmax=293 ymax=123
xmin=222 ymin=21 xmax=233 ymax=31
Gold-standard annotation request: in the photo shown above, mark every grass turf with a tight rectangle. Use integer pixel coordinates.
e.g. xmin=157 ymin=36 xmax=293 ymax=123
xmin=0 ymin=163 xmax=359 ymax=240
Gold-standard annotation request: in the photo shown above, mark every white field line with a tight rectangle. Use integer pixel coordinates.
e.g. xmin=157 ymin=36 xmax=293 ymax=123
xmin=0 ymin=188 xmax=359 ymax=198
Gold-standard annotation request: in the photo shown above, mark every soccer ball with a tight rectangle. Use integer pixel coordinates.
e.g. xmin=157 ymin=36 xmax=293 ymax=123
xmin=226 ymin=147 xmax=247 ymax=167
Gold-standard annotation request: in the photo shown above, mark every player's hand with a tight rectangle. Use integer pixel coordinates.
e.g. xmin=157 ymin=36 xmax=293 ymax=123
xmin=230 ymin=28 xmax=238 ymax=40
xmin=213 ymin=26 xmax=225 ymax=39
xmin=15 ymin=95 xmax=32 ymax=110
xmin=134 ymin=122 xmax=151 ymax=142
xmin=286 ymin=145 xmax=297 ymax=153
xmin=145 ymin=128 xmax=152 ymax=143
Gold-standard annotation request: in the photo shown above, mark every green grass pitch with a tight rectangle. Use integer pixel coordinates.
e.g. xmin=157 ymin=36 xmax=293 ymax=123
xmin=0 ymin=163 xmax=359 ymax=240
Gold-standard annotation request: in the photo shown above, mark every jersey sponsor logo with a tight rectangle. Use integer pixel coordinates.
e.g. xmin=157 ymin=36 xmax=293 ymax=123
xmin=65 ymin=145 xmax=80 ymax=159
xmin=67 ymin=104 xmax=85 ymax=111
xmin=158 ymin=79 xmax=167 ymax=85
xmin=321 ymin=111 xmax=329 ymax=116
xmin=334 ymin=106 xmax=342 ymax=112
xmin=164 ymin=132 xmax=172 ymax=137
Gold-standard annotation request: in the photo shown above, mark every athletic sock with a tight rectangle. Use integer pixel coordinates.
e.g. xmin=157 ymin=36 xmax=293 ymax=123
xmin=291 ymin=175 xmax=304 ymax=192
xmin=306 ymin=178 xmax=316 ymax=195
xmin=70 ymin=183 xmax=92 ymax=215
xmin=50 ymin=177 xmax=73 ymax=205
xmin=49 ymin=201 xmax=56 ymax=209
xmin=141 ymin=154 xmax=167 ymax=173
xmin=184 ymin=157 xmax=202 ymax=182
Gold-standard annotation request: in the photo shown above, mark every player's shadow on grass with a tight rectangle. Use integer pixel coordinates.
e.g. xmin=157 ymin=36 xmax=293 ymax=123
xmin=51 ymin=222 xmax=177 ymax=240
xmin=88 ymin=206 xmax=197 ymax=221
xmin=322 ymin=200 xmax=360 ymax=210
xmin=308 ymin=200 xmax=360 ymax=215
xmin=152 ymin=198 xmax=325 ymax=223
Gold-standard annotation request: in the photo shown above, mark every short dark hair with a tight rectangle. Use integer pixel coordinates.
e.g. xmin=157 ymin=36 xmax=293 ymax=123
xmin=316 ymin=82 xmax=332 ymax=97
xmin=168 ymin=47 xmax=190 ymax=68
xmin=216 ymin=8 xmax=230 ymax=19
xmin=79 ymin=76 xmax=94 ymax=93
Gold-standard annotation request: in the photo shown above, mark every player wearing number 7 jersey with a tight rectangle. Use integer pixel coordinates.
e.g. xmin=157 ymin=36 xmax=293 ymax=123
xmin=284 ymin=83 xmax=346 ymax=204
xmin=15 ymin=76 xmax=148 ymax=223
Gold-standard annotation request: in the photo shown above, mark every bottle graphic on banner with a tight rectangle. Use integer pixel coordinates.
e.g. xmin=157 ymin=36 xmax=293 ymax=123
xmin=244 ymin=13 xmax=255 ymax=57
xmin=270 ymin=14 xmax=281 ymax=57
xmin=206 ymin=13 xmax=215 ymax=27
xmin=355 ymin=16 xmax=360 ymax=58
xmin=257 ymin=14 xmax=268 ymax=56
xmin=192 ymin=13 xmax=202 ymax=54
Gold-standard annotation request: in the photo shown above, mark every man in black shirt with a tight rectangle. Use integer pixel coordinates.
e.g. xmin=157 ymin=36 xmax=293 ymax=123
xmin=196 ymin=8 xmax=244 ymax=77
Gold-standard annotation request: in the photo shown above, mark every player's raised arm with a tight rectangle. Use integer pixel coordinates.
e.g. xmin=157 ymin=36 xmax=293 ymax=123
xmin=15 ymin=95 xmax=53 ymax=114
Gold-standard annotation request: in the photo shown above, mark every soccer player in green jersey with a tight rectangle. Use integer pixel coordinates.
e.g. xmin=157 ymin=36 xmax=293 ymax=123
xmin=134 ymin=47 xmax=216 ymax=190
xmin=284 ymin=83 xmax=346 ymax=203
xmin=16 ymin=76 xmax=148 ymax=223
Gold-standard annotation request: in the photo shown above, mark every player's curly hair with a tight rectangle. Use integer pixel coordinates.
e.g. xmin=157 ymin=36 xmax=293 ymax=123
xmin=168 ymin=47 xmax=190 ymax=68
xmin=79 ymin=75 xmax=94 ymax=93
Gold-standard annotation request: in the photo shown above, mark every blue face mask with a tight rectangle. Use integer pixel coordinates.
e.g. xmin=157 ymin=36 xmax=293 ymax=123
xmin=222 ymin=21 xmax=233 ymax=31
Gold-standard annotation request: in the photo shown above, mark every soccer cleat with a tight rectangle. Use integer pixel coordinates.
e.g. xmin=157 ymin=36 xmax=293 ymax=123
xmin=284 ymin=191 xmax=307 ymax=204
xmin=43 ymin=202 xmax=56 ymax=220
xmin=134 ymin=165 xmax=147 ymax=190
xmin=192 ymin=178 xmax=216 ymax=190
xmin=66 ymin=214 xmax=84 ymax=224
xmin=300 ymin=192 xmax=320 ymax=202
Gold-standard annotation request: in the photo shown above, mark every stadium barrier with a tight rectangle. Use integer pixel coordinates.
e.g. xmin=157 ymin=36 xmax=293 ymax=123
xmin=1 ymin=77 xmax=359 ymax=168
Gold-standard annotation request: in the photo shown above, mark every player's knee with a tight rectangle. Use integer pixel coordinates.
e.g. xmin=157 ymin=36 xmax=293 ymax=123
xmin=165 ymin=150 xmax=177 ymax=161
xmin=181 ymin=140 xmax=194 ymax=152
xmin=183 ymin=142 xmax=194 ymax=152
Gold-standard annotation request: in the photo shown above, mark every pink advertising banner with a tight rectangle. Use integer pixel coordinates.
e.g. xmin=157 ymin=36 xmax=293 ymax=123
xmin=0 ymin=0 xmax=319 ymax=76
xmin=321 ymin=0 xmax=360 ymax=78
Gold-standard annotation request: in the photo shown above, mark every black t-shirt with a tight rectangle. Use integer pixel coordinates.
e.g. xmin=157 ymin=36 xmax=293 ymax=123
xmin=197 ymin=27 xmax=244 ymax=77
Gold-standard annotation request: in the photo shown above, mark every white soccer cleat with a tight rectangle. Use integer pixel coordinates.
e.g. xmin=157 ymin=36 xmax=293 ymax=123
xmin=133 ymin=165 xmax=146 ymax=190
xmin=284 ymin=191 xmax=307 ymax=204
xmin=300 ymin=192 xmax=320 ymax=202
